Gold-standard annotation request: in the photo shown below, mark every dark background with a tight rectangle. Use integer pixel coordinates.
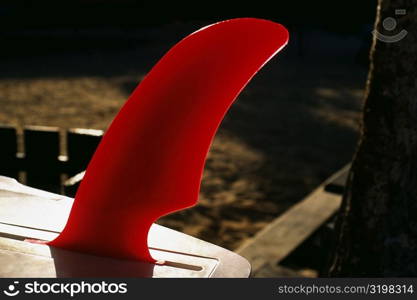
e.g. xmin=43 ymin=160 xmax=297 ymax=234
xmin=1 ymin=0 xmax=377 ymax=55
xmin=0 ymin=1 xmax=376 ymax=29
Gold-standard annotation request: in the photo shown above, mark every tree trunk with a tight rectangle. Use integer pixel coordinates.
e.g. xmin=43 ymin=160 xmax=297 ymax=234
xmin=328 ymin=0 xmax=417 ymax=276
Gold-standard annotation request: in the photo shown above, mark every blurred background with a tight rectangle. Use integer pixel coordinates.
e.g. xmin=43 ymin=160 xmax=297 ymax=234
xmin=0 ymin=0 xmax=377 ymax=271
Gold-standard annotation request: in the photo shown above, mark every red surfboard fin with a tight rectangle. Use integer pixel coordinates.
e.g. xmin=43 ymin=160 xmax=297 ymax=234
xmin=49 ymin=18 xmax=289 ymax=262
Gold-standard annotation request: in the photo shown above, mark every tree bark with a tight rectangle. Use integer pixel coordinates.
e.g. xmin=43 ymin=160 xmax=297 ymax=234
xmin=328 ymin=0 xmax=417 ymax=276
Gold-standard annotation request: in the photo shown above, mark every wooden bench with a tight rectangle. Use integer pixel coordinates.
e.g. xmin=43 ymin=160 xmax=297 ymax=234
xmin=0 ymin=125 xmax=102 ymax=195
xmin=236 ymin=164 xmax=350 ymax=277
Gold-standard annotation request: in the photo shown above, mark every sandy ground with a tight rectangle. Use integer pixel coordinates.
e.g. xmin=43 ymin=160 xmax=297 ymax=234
xmin=0 ymin=23 xmax=368 ymax=252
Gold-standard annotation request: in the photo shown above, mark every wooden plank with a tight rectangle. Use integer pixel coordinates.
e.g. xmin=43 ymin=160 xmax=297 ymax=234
xmin=253 ymin=262 xmax=317 ymax=278
xmin=324 ymin=164 xmax=351 ymax=195
xmin=63 ymin=170 xmax=85 ymax=197
xmin=236 ymin=166 xmax=349 ymax=274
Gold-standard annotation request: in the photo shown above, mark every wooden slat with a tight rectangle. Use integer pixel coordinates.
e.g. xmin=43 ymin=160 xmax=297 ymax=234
xmin=63 ymin=170 xmax=84 ymax=197
xmin=236 ymin=166 xmax=349 ymax=274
